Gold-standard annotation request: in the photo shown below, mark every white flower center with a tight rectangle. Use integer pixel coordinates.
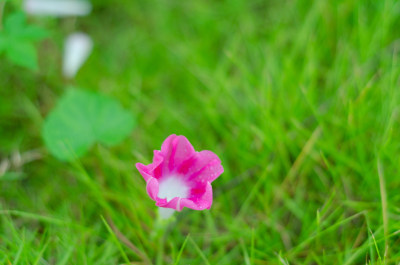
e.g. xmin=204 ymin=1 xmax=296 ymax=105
xmin=158 ymin=176 xmax=189 ymax=202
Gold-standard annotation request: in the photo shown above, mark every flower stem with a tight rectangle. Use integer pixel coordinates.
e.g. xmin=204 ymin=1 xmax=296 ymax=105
xmin=150 ymin=208 xmax=177 ymax=263
xmin=158 ymin=207 xmax=175 ymax=219
xmin=156 ymin=235 xmax=164 ymax=265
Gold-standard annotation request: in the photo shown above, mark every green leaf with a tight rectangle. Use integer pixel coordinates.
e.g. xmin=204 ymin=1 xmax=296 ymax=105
xmin=42 ymin=89 xmax=135 ymax=161
xmin=4 ymin=11 xmax=26 ymax=33
xmin=5 ymin=42 xmax=38 ymax=70
xmin=12 ymin=25 xmax=49 ymax=41
xmin=0 ymin=11 xmax=47 ymax=70
xmin=94 ymin=96 xmax=136 ymax=145
xmin=3 ymin=12 xmax=48 ymax=41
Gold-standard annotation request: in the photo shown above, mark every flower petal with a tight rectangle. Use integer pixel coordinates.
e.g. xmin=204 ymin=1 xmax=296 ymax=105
xmin=178 ymin=150 xmax=224 ymax=183
xmin=155 ymin=181 xmax=213 ymax=211
xmin=160 ymin=134 xmax=196 ymax=173
xmin=182 ymin=181 xmax=213 ymax=210
xmin=146 ymin=177 xmax=159 ymax=200
xmin=63 ymin=32 xmax=93 ymax=78
xmin=135 ymin=150 xmax=163 ymax=181
xmin=24 ymin=0 xmax=92 ymax=17
xmin=136 ymin=134 xmax=223 ymax=212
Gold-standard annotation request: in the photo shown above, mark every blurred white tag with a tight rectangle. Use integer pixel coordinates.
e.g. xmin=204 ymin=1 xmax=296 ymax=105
xmin=24 ymin=0 xmax=92 ymax=17
xmin=63 ymin=33 xmax=93 ymax=78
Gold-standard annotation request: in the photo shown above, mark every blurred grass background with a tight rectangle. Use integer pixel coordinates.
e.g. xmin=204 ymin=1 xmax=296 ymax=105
xmin=1 ymin=0 xmax=400 ymax=264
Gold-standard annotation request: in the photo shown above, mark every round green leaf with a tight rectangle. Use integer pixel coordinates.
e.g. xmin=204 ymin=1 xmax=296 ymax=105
xmin=42 ymin=89 xmax=135 ymax=161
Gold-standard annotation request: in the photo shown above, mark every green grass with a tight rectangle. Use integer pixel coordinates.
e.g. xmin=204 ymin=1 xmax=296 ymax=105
xmin=1 ymin=0 xmax=400 ymax=264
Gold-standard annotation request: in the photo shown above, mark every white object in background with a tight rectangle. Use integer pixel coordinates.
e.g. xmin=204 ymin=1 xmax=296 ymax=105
xmin=24 ymin=0 xmax=92 ymax=17
xmin=63 ymin=33 xmax=93 ymax=78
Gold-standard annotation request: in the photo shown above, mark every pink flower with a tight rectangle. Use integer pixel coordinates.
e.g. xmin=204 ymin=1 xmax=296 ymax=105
xmin=136 ymin=134 xmax=224 ymax=212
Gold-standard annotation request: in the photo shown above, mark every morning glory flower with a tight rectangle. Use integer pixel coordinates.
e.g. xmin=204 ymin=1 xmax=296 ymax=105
xmin=136 ymin=134 xmax=223 ymax=218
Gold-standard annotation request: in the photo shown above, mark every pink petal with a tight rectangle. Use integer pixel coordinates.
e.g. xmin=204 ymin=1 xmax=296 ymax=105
xmin=136 ymin=134 xmax=223 ymax=211
xmin=155 ymin=182 xmax=213 ymax=211
xmin=178 ymin=150 xmax=224 ymax=183
xmin=146 ymin=177 xmax=159 ymax=200
xmin=136 ymin=150 xmax=163 ymax=181
xmin=160 ymin=135 xmax=195 ymax=174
